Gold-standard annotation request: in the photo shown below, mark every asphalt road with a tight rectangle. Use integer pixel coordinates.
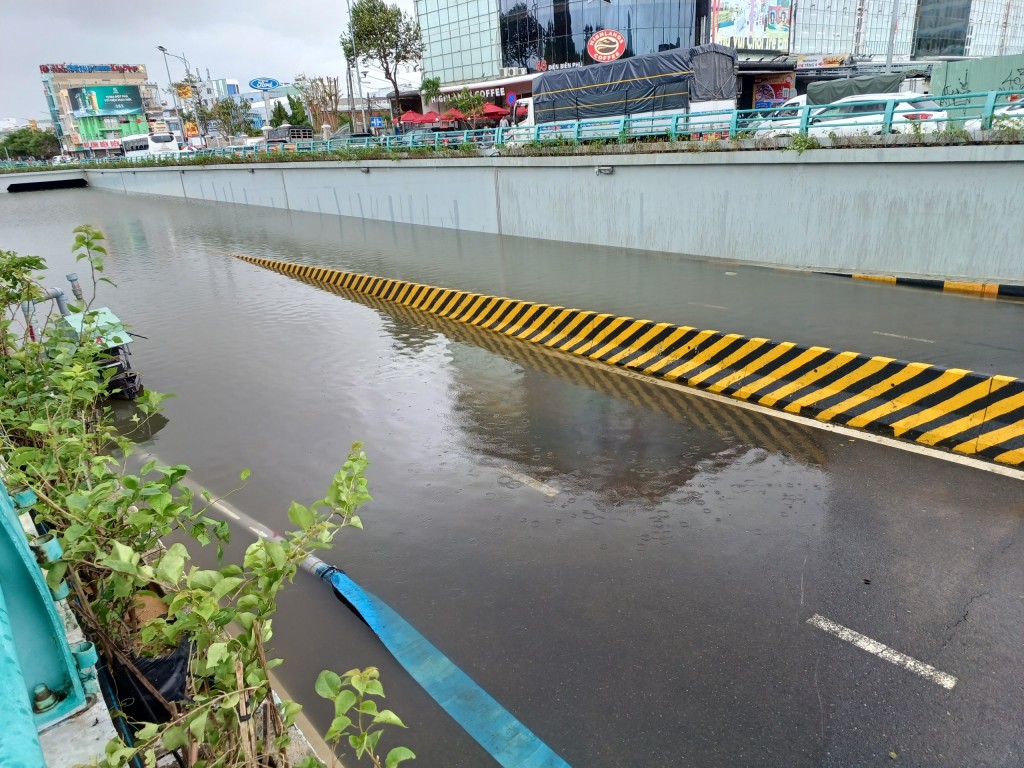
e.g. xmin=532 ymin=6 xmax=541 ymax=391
xmin=3 ymin=189 xmax=1022 ymax=766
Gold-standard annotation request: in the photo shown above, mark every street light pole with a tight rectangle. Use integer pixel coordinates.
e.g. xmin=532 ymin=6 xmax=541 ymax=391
xmin=157 ymin=46 xmax=182 ymax=142
xmin=158 ymin=46 xmax=204 ymax=145
xmin=345 ymin=0 xmax=369 ymax=132
xmin=884 ymin=0 xmax=901 ymax=73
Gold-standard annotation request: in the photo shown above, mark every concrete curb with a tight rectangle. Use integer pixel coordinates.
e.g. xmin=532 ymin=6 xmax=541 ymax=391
xmin=815 ymin=270 xmax=1024 ymax=300
xmin=232 ymin=254 xmax=1024 ymax=467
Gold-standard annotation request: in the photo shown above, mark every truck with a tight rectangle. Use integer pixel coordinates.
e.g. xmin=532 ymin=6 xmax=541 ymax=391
xmin=266 ymin=123 xmax=315 ymax=143
xmin=505 ymin=43 xmax=737 ymax=144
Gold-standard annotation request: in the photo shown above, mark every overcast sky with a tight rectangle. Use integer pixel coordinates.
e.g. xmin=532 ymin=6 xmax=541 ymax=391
xmin=0 ymin=0 xmax=418 ymax=119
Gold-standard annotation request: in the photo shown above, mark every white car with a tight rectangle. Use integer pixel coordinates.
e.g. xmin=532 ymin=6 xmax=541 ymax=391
xmin=748 ymin=95 xmax=827 ymax=137
xmin=805 ymin=92 xmax=947 ymax=137
xmin=963 ymin=100 xmax=1024 ymax=133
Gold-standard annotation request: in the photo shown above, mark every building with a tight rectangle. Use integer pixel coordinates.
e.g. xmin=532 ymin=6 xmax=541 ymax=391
xmin=40 ymin=63 xmax=162 ymax=156
xmin=416 ymin=0 xmax=1024 ymax=104
xmin=193 ymin=77 xmax=242 ymax=109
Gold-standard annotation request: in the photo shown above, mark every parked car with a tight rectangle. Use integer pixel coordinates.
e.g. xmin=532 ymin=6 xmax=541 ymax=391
xmin=748 ymin=95 xmax=827 ymax=137
xmin=963 ymin=100 xmax=1024 ymax=133
xmin=50 ymin=155 xmax=77 ymax=165
xmin=804 ymin=93 xmax=947 ymax=137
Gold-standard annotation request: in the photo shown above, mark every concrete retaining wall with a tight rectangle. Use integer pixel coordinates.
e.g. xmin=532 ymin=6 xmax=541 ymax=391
xmin=85 ymin=145 xmax=1024 ymax=281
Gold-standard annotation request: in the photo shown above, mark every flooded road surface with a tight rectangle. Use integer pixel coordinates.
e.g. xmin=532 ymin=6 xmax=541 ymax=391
xmin=2 ymin=189 xmax=1022 ymax=767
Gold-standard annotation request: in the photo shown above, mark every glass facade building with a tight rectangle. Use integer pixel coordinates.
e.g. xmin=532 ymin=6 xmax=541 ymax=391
xmin=418 ymin=0 xmax=698 ymax=85
xmin=417 ymin=0 xmax=503 ymax=84
xmin=498 ymin=0 xmax=695 ymax=71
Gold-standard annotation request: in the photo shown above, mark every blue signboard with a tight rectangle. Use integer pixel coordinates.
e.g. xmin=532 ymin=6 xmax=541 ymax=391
xmin=370 ymin=116 xmax=385 ymax=128
xmin=249 ymin=77 xmax=280 ymax=90
xmin=506 ymin=92 xmax=517 ymax=106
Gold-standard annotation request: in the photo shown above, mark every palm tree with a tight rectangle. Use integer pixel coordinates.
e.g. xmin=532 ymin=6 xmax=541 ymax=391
xmin=420 ymin=76 xmax=442 ymax=111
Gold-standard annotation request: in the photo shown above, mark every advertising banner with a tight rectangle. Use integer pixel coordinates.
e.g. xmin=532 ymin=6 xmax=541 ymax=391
xmin=711 ymin=0 xmax=792 ymax=53
xmin=753 ymin=72 xmax=795 ymax=107
xmin=68 ymin=85 xmax=143 ymax=117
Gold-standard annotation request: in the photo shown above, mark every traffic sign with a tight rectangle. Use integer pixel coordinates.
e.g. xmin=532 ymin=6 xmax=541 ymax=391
xmin=506 ymin=92 xmax=517 ymax=106
xmin=370 ymin=116 xmax=385 ymax=128
xmin=249 ymin=77 xmax=280 ymax=91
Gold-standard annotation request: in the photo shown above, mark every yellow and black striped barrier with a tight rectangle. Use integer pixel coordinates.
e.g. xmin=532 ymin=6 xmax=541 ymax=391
xmin=232 ymin=254 xmax=1024 ymax=467
xmin=816 ymin=270 xmax=1024 ymax=301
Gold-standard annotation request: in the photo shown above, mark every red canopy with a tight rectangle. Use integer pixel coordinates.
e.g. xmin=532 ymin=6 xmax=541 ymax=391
xmin=419 ymin=110 xmax=440 ymax=123
xmin=440 ymin=108 xmax=466 ymax=121
xmin=481 ymin=103 xmax=509 ymax=117
xmin=400 ymin=110 xmax=424 ymax=124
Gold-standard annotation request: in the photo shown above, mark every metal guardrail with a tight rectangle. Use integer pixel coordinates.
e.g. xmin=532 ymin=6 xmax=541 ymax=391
xmin=2 ymin=89 xmax=1022 ymax=172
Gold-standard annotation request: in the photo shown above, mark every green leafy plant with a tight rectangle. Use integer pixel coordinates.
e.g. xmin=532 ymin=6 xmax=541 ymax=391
xmin=0 ymin=231 xmax=411 ymax=768
xmin=315 ymin=668 xmax=415 ymax=768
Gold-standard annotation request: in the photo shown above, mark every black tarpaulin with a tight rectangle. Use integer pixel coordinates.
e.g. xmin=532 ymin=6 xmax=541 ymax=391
xmin=533 ymin=44 xmax=737 ymax=123
xmin=806 ymin=73 xmax=919 ymax=105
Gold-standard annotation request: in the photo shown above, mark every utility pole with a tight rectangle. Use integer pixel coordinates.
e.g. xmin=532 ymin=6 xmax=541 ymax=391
xmin=157 ymin=46 xmax=182 ymax=142
xmin=885 ymin=0 xmax=901 ymax=73
xmin=346 ymin=65 xmax=358 ymax=131
xmin=345 ymin=0 xmax=370 ymax=132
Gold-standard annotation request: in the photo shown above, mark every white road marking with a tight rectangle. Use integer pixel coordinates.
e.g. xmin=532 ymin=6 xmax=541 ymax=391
xmin=689 ymin=301 xmax=727 ymax=310
xmin=807 ymin=614 xmax=958 ymax=690
xmin=539 ymin=346 xmax=1024 ymax=482
xmin=248 ymin=525 xmax=269 ymax=538
xmin=501 ymin=468 xmax=560 ymax=497
xmin=872 ymin=331 xmax=935 ymax=344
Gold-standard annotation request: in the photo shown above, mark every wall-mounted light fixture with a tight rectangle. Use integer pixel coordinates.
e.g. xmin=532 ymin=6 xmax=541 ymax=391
xmin=248 ymin=168 xmax=255 ymax=174
xmin=595 ymin=166 xmax=613 ymax=175
xmin=360 ymin=167 xmax=370 ymax=174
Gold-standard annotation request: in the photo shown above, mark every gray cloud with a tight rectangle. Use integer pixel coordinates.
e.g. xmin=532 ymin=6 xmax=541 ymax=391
xmin=0 ymin=0 xmax=417 ymax=119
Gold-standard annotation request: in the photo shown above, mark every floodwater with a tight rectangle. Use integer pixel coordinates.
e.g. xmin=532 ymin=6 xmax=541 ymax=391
xmin=2 ymin=189 xmax=1022 ymax=767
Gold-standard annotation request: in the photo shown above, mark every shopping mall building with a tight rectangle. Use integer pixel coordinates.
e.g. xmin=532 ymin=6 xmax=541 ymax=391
xmin=40 ymin=63 xmax=163 ymax=156
xmin=416 ymin=0 xmax=1024 ymax=108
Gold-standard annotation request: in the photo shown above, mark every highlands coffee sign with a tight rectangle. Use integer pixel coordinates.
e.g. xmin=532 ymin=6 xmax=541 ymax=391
xmin=587 ymin=30 xmax=627 ymax=63
xmin=40 ymin=64 xmax=144 ymax=74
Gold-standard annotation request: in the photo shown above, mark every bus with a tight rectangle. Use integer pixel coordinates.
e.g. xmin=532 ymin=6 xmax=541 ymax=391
xmin=120 ymin=133 xmax=181 ymax=159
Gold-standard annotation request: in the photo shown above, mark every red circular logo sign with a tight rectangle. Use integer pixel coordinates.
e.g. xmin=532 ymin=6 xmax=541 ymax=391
xmin=587 ymin=30 xmax=626 ymax=62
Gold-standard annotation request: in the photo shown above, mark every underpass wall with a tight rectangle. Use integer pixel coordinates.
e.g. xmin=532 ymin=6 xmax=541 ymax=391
xmin=85 ymin=145 xmax=1024 ymax=282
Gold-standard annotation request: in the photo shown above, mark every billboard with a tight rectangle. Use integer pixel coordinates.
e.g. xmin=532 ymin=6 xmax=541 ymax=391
xmin=711 ymin=0 xmax=792 ymax=53
xmin=753 ymin=72 xmax=796 ymax=107
xmin=68 ymin=85 xmax=143 ymax=118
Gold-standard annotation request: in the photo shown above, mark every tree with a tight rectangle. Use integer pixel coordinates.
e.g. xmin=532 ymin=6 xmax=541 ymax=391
xmin=269 ymin=101 xmax=289 ymax=128
xmin=340 ymin=0 xmax=423 ymax=115
xmin=500 ymin=3 xmax=544 ymax=69
xmin=293 ymin=74 xmax=344 ymax=131
xmin=209 ymin=98 xmax=257 ymax=138
xmin=448 ymin=87 xmax=486 ymax=128
xmin=420 ymin=76 xmax=442 ymax=110
xmin=1 ymin=127 xmax=60 ymax=159
xmin=286 ymin=95 xmax=310 ymax=127
xmin=170 ymin=76 xmax=211 ymax=137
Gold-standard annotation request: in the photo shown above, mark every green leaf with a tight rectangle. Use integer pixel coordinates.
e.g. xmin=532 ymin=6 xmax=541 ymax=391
xmin=140 ymin=459 xmax=156 ymax=475
xmin=359 ymin=699 xmax=379 ymax=715
xmin=188 ymin=710 xmax=208 ymax=741
xmin=148 ymin=492 xmax=173 ymax=514
xmin=364 ymin=679 xmax=384 ymax=697
xmin=281 ymin=700 xmax=303 ymax=724
xmin=264 ymin=539 xmax=287 ymax=569
xmin=385 ymin=746 xmax=416 ymax=768
xmin=45 ymin=561 xmax=68 ymax=589
xmin=161 ymin=724 xmax=187 ymax=751
xmin=348 ymin=514 xmax=363 ymax=530
xmin=315 ymin=670 xmax=342 ymax=699
xmin=287 ymin=501 xmax=316 ymax=531
xmin=207 ymin=641 xmax=229 ymax=667
xmin=325 ymin=714 xmax=352 ymax=743
xmin=135 ymin=722 xmax=160 ymax=741
xmin=373 ymin=709 xmax=406 ymax=728
xmin=211 ymin=576 xmax=244 ymax=601
xmin=240 ymin=468 xmax=251 ymax=481
xmin=334 ymin=689 xmax=357 ymax=716
xmin=155 ymin=549 xmax=186 ymax=585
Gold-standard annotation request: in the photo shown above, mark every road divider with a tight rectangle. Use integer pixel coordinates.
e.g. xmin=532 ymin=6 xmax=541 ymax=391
xmin=817 ymin=270 xmax=1024 ymax=301
xmin=227 ymin=253 xmax=1024 ymax=467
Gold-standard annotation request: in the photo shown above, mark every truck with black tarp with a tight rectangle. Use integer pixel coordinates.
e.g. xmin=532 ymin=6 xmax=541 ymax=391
xmin=507 ymin=44 xmax=737 ymax=143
